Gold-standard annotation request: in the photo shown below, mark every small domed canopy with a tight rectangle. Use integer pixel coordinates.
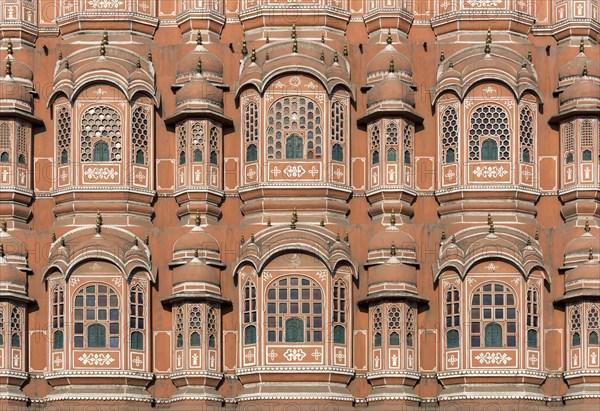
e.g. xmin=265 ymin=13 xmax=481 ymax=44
xmin=366 ymin=74 xmax=416 ymax=107
xmin=0 ymin=223 xmax=28 ymax=269
xmin=430 ymin=45 xmax=542 ymax=106
xmin=166 ymin=76 xmax=231 ymax=126
xmin=558 ymin=52 xmax=600 ymax=81
xmin=559 ymin=79 xmax=600 ymax=105
xmin=564 ymin=227 xmax=599 ymax=266
xmin=434 ymin=225 xmax=547 ymax=283
xmin=367 ymin=44 xmax=413 ymax=83
xmin=1 ymin=55 xmax=33 ymax=84
xmin=176 ymin=43 xmax=223 ymax=85
xmin=0 ymin=56 xmax=41 ymax=124
xmin=233 ymin=224 xmax=357 ymax=278
xmin=566 ymin=259 xmax=600 ymax=284
xmin=47 ymin=45 xmax=159 ymax=108
xmin=557 ymin=258 xmax=600 ymax=303
xmin=171 ymin=221 xmax=222 ymax=268
xmin=42 ymin=225 xmax=153 ymax=282
xmin=367 ymin=225 xmax=417 ymax=266
xmin=0 ymin=244 xmax=30 ymax=301
xmin=235 ymin=40 xmax=355 ymax=100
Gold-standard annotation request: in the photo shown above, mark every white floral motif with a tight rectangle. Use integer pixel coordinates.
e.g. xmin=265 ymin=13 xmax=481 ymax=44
xmin=88 ymin=0 xmax=123 ymax=8
xmin=284 ymin=348 xmax=306 ymax=361
xmin=472 ymin=166 xmax=507 ymax=178
xmin=475 ymin=352 xmax=512 ymax=365
xmin=485 ymin=262 xmax=498 ymax=272
xmin=284 ymin=165 xmax=306 ymax=178
xmin=316 ymin=271 xmax=327 ymax=282
xmin=79 ymin=353 xmax=115 ymax=366
xmin=466 ymin=0 xmax=502 ymax=7
xmin=311 ymin=349 xmax=322 ymax=361
xmin=289 ymin=254 xmax=301 ymax=268
xmin=84 ymin=167 xmax=118 ymax=180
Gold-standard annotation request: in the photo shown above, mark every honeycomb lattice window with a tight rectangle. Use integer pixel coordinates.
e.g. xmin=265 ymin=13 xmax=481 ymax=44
xmin=406 ymin=306 xmax=415 ymax=347
xmin=442 ymin=106 xmax=459 ymax=164
xmin=175 ymin=305 xmax=185 ymax=348
xmin=131 ymin=107 xmax=149 ymax=165
xmin=388 ymin=305 xmax=401 ymax=346
xmin=10 ymin=306 xmax=21 ymax=348
xmin=581 ymin=119 xmax=594 ymax=147
xmin=468 ymin=105 xmax=510 ymax=161
xmin=191 ymin=122 xmax=204 ymax=163
xmin=207 ymin=306 xmax=217 ymax=348
xmin=564 ymin=121 xmax=574 ymax=164
xmin=178 ymin=124 xmax=187 ymax=165
xmin=588 ymin=306 xmax=599 ymax=330
xmin=245 ymin=102 xmax=259 ymax=144
xmin=571 ymin=306 xmax=581 ymax=331
xmin=189 ymin=305 xmax=202 ymax=347
xmin=267 ymin=96 xmax=322 ymax=160
xmin=209 ymin=127 xmax=219 ymax=165
xmin=57 ymin=107 xmax=71 ymax=164
xmin=373 ymin=306 xmax=383 ymax=347
xmin=81 ymin=106 xmax=122 ymax=162
xmin=16 ymin=124 xmax=27 ymax=164
xmin=403 ymin=123 xmax=413 ymax=164
xmin=0 ymin=122 xmax=9 ymax=152
xmin=370 ymin=124 xmax=381 ymax=165
xmin=519 ymin=106 xmax=534 ymax=163
xmin=386 ymin=122 xmax=398 ymax=146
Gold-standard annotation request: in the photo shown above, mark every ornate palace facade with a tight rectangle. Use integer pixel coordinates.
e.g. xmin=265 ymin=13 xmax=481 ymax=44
xmin=0 ymin=0 xmax=598 ymax=409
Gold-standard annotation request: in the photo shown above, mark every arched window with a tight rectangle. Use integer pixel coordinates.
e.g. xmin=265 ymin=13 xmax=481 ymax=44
xmin=207 ymin=307 xmax=217 ymax=348
xmin=244 ymin=325 xmax=256 ymax=345
xmin=484 ymin=323 xmax=502 ymax=347
xmin=193 ymin=149 xmax=203 ymax=162
xmin=285 ymin=317 xmax=304 ymax=343
xmin=189 ymin=305 xmax=202 ymax=347
xmin=481 ymin=138 xmax=498 ymax=161
xmin=129 ymin=285 xmax=144 ymax=350
xmin=191 ymin=122 xmax=204 ymax=163
xmin=74 ymin=284 xmax=119 ymax=348
xmin=442 ymin=106 xmax=459 ymax=164
xmin=333 ymin=279 xmax=346 ymax=345
xmin=16 ymin=125 xmax=27 ymax=165
xmin=286 ymin=134 xmax=304 ymax=159
xmin=372 ymin=151 xmax=380 ymax=165
xmin=131 ymin=106 xmax=149 ymax=165
xmin=244 ymin=101 xmax=259 ymax=145
xmin=469 ymin=105 xmax=510 ymax=161
xmin=526 ymin=286 xmax=539 ymax=348
xmin=209 ymin=127 xmax=219 ymax=165
xmin=0 ymin=123 xmax=10 ymax=164
xmin=406 ymin=307 xmax=415 ymax=348
xmin=57 ymin=106 xmax=71 ymax=165
xmin=175 ymin=305 xmax=184 ymax=348
xmin=267 ymin=96 xmax=321 ymax=160
xmin=590 ymin=331 xmax=599 ymax=345
xmin=572 ymin=332 xmax=581 ymax=347
xmin=571 ymin=306 xmax=581 ymax=347
xmin=81 ymin=106 xmax=122 ymax=162
xmin=387 ymin=148 xmax=397 ymax=162
xmin=519 ymin=105 xmax=534 ymax=163
xmin=0 ymin=152 xmax=8 ymax=162
xmin=582 ymin=149 xmax=592 ymax=161
xmin=388 ymin=305 xmax=401 ymax=346
xmin=446 ymin=286 xmax=460 ymax=349
xmin=178 ymin=124 xmax=187 ymax=166
xmin=522 ymin=148 xmax=530 ymax=163
xmin=93 ymin=141 xmax=109 ymax=162
xmin=267 ymin=276 xmax=322 ymax=343
xmin=179 ymin=151 xmax=186 ymax=165
xmin=566 ymin=152 xmax=574 ymax=164
xmin=246 ymin=144 xmax=257 ymax=162
xmin=373 ymin=306 xmax=382 ymax=347
xmin=52 ymin=285 xmax=65 ymax=350
xmin=564 ymin=122 xmax=574 ymax=164
xmin=370 ymin=124 xmax=380 ymax=166
xmin=403 ymin=123 xmax=413 ymax=165
xmin=470 ymin=283 xmax=517 ymax=348
xmin=332 ymin=143 xmax=343 ymax=162
xmin=17 ymin=154 xmax=25 ymax=164
xmin=588 ymin=306 xmax=599 ymax=345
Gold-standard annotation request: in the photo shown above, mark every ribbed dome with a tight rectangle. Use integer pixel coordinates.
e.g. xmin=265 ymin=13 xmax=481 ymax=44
xmin=0 ymin=77 xmax=32 ymax=105
xmin=566 ymin=259 xmax=600 ymax=283
xmin=366 ymin=74 xmax=415 ymax=107
xmin=367 ymin=44 xmax=412 ymax=77
xmin=173 ymin=224 xmax=220 ymax=255
xmin=559 ymin=79 xmax=600 ymax=105
xmin=0 ymin=253 xmax=25 ymax=287
xmin=176 ymin=45 xmax=223 ymax=79
xmin=172 ymin=256 xmax=220 ymax=286
xmin=2 ymin=56 xmax=33 ymax=82
xmin=559 ymin=53 xmax=600 ymax=80
xmin=0 ymin=228 xmax=27 ymax=258
xmin=175 ymin=77 xmax=223 ymax=107
xmin=369 ymin=257 xmax=417 ymax=287
xmin=368 ymin=225 xmax=416 ymax=252
xmin=565 ymin=232 xmax=599 ymax=257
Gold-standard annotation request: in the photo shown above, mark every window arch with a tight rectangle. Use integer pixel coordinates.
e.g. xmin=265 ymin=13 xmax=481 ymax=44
xmin=388 ymin=305 xmax=401 ymax=346
xmin=178 ymin=124 xmax=187 ymax=165
xmin=332 ymin=143 xmax=343 ymax=162
xmin=333 ymin=279 xmax=346 ymax=345
xmin=243 ymin=280 xmax=257 ymax=344
xmin=387 ymin=148 xmax=397 ymax=162
xmin=0 ymin=122 xmax=10 ymax=164
xmin=267 ymin=96 xmax=322 ymax=160
xmin=131 ymin=106 xmax=149 ymax=165
xmin=52 ymin=284 xmax=65 ymax=350
xmin=373 ymin=306 xmax=382 ymax=347
xmin=0 ymin=152 xmax=8 ymax=162
xmin=175 ymin=305 xmax=185 ymax=348
xmin=191 ymin=122 xmax=204 ymax=163
xmin=564 ymin=121 xmax=574 ymax=164
xmin=189 ymin=305 xmax=202 ymax=347
xmin=73 ymin=284 xmax=120 ymax=348
xmin=209 ymin=127 xmax=218 ymax=165
xmin=266 ymin=276 xmax=323 ymax=343
xmin=129 ymin=285 xmax=144 ymax=350
xmin=16 ymin=125 xmax=27 ymax=165
xmin=470 ymin=283 xmax=517 ymax=348
xmin=246 ymin=144 xmax=257 ymax=162
xmin=370 ymin=124 xmax=380 ymax=165
xmin=526 ymin=286 xmax=539 ymax=348
xmin=442 ymin=106 xmax=459 ymax=164
xmin=10 ymin=307 xmax=20 ymax=348
xmin=244 ymin=101 xmax=259 ymax=145
xmin=286 ymin=134 xmax=304 ymax=159
xmin=519 ymin=105 xmax=534 ymax=163
xmin=588 ymin=306 xmax=599 ymax=345
xmin=468 ymin=105 xmax=510 ymax=161
xmin=207 ymin=307 xmax=217 ymax=349
xmin=81 ymin=106 xmax=122 ymax=162
xmin=57 ymin=106 xmax=71 ymax=165
xmin=285 ymin=318 xmax=304 ymax=342
xmin=446 ymin=285 xmax=460 ymax=349
xmin=403 ymin=123 xmax=413 ymax=165
xmin=406 ymin=307 xmax=415 ymax=347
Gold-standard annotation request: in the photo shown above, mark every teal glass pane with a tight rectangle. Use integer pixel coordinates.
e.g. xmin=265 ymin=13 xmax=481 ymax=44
xmin=484 ymin=323 xmax=502 ymax=347
xmin=285 ymin=318 xmax=304 ymax=342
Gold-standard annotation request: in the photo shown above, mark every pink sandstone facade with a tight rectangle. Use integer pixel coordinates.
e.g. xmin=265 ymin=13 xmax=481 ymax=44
xmin=0 ymin=0 xmax=599 ymax=409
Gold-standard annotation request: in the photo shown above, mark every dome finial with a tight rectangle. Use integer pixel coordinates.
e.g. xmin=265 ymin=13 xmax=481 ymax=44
xmin=589 ymin=247 xmax=594 ymax=261
xmin=390 ymin=209 xmax=396 ymax=226
xmin=320 ymin=218 xmax=325 ymax=227
xmin=194 ymin=248 xmax=199 ymax=258
xmin=389 ymin=58 xmax=395 ymax=73
xmin=7 ymin=39 xmax=13 ymax=56
xmin=320 ymin=51 xmax=325 ymax=62
xmin=197 ymin=58 xmax=203 ymax=74
xmin=386 ymin=29 xmax=392 ymax=45
xmin=5 ymin=60 xmax=11 ymax=77
xmin=522 ymin=60 xmax=527 ymax=69
xmin=390 ymin=242 xmax=396 ymax=257
xmin=251 ymin=48 xmax=256 ymax=63
xmin=321 ymin=34 xmax=325 ymax=43
xmin=527 ymin=236 xmax=532 ymax=247
xmin=449 ymin=60 xmax=454 ymax=69
xmin=147 ymin=51 xmax=153 ymax=62
xmin=292 ymin=38 xmax=298 ymax=54
xmin=451 ymin=234 xmax=456 ymax=244
xmin=535 ymin=229 xmax=539 ymax=241
xmin=484 ymin=27 xmax=492 ymax=54
xmin=488 ymin=213 xmax=496 ymax=234
xmin=265 ymin=34 xmax=270 ymax=44
xmin=343 ymin=44 xmax=348 ymax=57
xmin=65 ymin=59 xmax=69 ymax=70
xmin=265 ymin=52 xmax=270 ymax=61
xmin=291 ymin=23 xmax=297 ymax=40
xmin=242 ymin=38 xmax=248 ymax=56
xmin=267 ymin=217 xmax=271 ymax=227
xmin=291 ymin=207 xmax=298 ymax=229
xmin=583 ymin=64 xmax=588 ymax=76
xmin=60 ymin=236 xmax=65 ymax=247
xmin=580 ymin=38 xmax=585 ymax=53
xmin=102 ymin=29 xmax=108 ymax=45
xmin=333 ymin=51 xmax=339 ymax=63
xmin=100 ymin=42 xmax=106 ymax=57
xmin=0 ymin=218 xmax=6 ymax=232
xmin=250 ymin=233 xmax=255 ymax=243
xmin=584 ymin=219 xmax=591 ymax=233
xmin=440 ymin=51 xmax=445 ymax=62
xmin=441 ymin=230 xmax=446 ymax=241
xmin=133 ymin=237 xmax=139 ymax=247
xmin=195 ymin=211 xmax=201 ymax=227
xmin=527 ymin=51 xmax=533 ymax=62
xmin=0 ymin=243 xmax=4 ymax=259
xmin=58 ymin=50 xmax=63 ymax=60
xmin=197 ymin=30 xmax=202 ymax=45
xmin=136 ymin=59 xmax=141 ymax=69
xmin=240 ymin=235 xmax=245 ymax=245
xmin=52 ymin=232 xmax=56 ymax=242
xmin=95 ymin=210 xmax=103 ymax=234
